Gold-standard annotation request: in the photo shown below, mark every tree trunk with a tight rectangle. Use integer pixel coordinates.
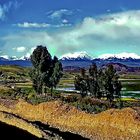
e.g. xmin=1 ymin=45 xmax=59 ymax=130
xmin=51 ymin=87 xmax=53 ymax=96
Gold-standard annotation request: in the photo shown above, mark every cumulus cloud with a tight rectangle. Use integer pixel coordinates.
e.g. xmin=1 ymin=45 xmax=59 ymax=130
xmin=13 ymin=46 xmax=26 ymax=52
xmin=67 ymin=10 xmax=140 ymax=40
xmin=20 ymin=47 xmax=47 ymax=60
xmin=2 ymin=31 xmax=56 ymax=57
xmin=23 ymin=47 xmax=36 ymax=58
xmin=0 ymin=1 xmax=21 ymax=20
xmin=2 ymin=10 xmax=140 ymax=57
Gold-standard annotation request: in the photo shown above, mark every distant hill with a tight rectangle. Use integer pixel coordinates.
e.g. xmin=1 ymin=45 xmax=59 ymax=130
xmin=0 ymin=57 xmax=9 ymax=61
xmin=0 ymin=60 xmax=32 ymax=67
xmin=92 ymin=57 xmax=140 ymax=67
xmin=102 ymin=62 xmax=140 ymax=73
xmin=102 ymin=63 xmax=128 ymax=72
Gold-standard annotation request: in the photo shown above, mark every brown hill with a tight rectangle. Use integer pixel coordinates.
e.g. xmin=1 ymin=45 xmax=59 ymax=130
xmin=0 ymin=99 xmax=140 ymax=139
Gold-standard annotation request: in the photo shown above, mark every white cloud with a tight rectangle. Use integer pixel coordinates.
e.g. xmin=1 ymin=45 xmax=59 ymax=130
xmin=17 ymin=22 xmax=51 ymax=28
xmin=2 ymin=10 xmax=140 ymax=57
xmin=65 ymin=10 xmax=140 ymax=40
xmin=15 ymin=22 xmax=71 ymax=28
xmin=30 ymin=47 xmax=36 ymax=53
xmin=20 ymin=53 xmax=30 ymax=60
xmin=13 ymin=46 xmax=26 ymax=52
xmin=17 ymin=46 xmax=26 ymax=52
xmin=98 ymin=52 xmax=140 ymax=59
xmin=25 ymin=47 xmax=36 ymax=58
xmin=62 ymin=19 xmax=68 ymax=24
xmin=19 ymin=47 xmax=38 ymax=59
xmin=47 ymin=9 xmax=73 ymax=19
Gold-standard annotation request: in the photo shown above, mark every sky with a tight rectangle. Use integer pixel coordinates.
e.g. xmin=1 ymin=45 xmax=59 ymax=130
xmin=0 ymin=0 xmax=140 ymax=59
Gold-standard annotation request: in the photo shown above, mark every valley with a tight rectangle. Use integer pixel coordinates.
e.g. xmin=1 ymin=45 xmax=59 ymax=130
xmin=0 ymin=55 xmax=140 ymax=139
xmin=1 ymin=1 xmax=140 ymax=139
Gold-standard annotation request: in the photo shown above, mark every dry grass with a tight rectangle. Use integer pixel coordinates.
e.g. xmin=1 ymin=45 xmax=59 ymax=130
xmin=0 ymin=111 xmax=43 ymax=138
xmin=0 ymin=99 xmax=140 ymax=139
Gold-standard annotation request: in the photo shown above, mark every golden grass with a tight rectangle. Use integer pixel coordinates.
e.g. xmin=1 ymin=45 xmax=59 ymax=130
xmin=0 ymin=99 xmax=140 ymax=139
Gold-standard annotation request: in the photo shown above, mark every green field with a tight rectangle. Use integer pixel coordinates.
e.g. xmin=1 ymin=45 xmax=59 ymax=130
xmin=1 ymin=65 xmax=140 ymax=100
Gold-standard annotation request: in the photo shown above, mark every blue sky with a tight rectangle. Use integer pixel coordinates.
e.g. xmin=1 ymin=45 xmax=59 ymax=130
xmin=1 ymin=0 xmax=140 ymax=58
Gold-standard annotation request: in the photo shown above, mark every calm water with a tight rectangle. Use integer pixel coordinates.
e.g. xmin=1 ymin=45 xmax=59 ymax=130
xmin=57 ymin=79 xmax=140 ymax=99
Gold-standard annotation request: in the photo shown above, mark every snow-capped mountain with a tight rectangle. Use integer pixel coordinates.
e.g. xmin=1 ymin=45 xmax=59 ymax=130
xmin=1 ymin=52 xmax=140 ymax=61
xmin=1 ymin=52 xmax=140 ymax=68
xmin=60 ymin=52 xmax=140 ymax=61
xmin=9 ymin=56 xmax=19 ymax=60
xmin=0 ymin=55 xmax=9 ymax=60
xmin=98 ymin=52 xmax=140 ymax=60
xmin=60 ymin=51 xmax=92 ymax=61
xmin=19 ymin=56 xmax=30 ymax=60
xmin=0 ymin=55 xmax=30 ymax=61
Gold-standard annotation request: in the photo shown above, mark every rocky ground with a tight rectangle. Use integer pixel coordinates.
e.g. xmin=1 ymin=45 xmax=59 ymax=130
xmin=0 ymin=98 xmax=140 ymax=139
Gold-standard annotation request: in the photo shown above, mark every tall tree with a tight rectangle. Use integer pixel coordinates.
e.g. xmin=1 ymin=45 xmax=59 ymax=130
xmin=30 ymin=46 xmax=63 ymax=95
xmin=88 ymin=63 xmax=99 ymax=97
xmin=74 ymin=68 xmax=88 ymax=97
xmin=29 ymin=68 xmax=43 ymax=94
xmin=74 ymin=64 xmax=122 ymax=103
xmin=104 ymin=64 xmax=120 ymax=104
xmin=31 ymin=46 xmax=52 ymax=72
xmin=30 ymin=46 xmax=52 ymax=94
xmin=47 ymin=56 xmax=63 ymax=94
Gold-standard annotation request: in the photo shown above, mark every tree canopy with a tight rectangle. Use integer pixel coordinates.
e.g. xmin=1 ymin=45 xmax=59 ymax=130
xmin=74 ymin=64 xmax=122 ymax=104
xmin=29 ymin=45 xmax=63 ymax=95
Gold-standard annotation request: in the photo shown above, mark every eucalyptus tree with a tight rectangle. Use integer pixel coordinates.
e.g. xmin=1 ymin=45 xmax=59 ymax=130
xmin=30 ymin=45 xmax=63 ymax=95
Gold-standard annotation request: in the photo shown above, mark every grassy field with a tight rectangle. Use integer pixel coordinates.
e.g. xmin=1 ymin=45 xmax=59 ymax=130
xmin=1 ymin=65 xmax=140 ymax=100
xmin=0 ymin=65 xmax=30 ymax=80
xmin=0 ymin=65 xmax=29 ymax=75
xmin=0 ymin=65 xmax=140 ymax=115
xmin=120 ymin=73 xmax=140 ymax=79
xmin=1 ymin=66 xmax=140 ymax=139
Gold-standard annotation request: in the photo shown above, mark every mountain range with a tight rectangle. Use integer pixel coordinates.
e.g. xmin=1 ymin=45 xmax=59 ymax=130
xmin=1 ymin=52 xmax=140 ymax=68
xmin=60 ymin=52 xmax=140 ymax=60
xmin=60 ymin=51 xmax=92 ymax=61
xmin=60 ymin=52 xmax=140 ymax=68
